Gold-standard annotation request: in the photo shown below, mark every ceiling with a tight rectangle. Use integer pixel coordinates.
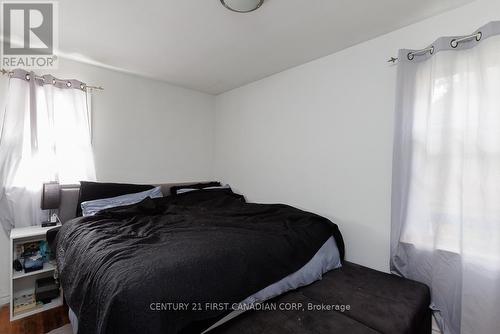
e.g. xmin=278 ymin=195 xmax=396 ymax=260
xmin=58 ymin=0 xmax=473 ymax=94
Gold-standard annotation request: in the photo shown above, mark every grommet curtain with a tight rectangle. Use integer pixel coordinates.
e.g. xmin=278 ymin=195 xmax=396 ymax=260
xmin=0 ymin=69 xmax=95 ymax=234
xmin=391 ymin=21 xmax=500 ymax=334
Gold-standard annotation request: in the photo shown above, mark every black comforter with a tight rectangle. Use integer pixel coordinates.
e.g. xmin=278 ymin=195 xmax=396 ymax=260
xmin=52 ymin=189 xmax=344 ymax=334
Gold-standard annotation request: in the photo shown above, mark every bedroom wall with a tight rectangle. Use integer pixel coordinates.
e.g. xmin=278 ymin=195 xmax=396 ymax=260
xmin=214 ymin=0 xmax=500 ymax=272
xmin=52 ymin=58 xmax=216 ymax=183
xmin=0 ymin=58 xmax=215 ymax=304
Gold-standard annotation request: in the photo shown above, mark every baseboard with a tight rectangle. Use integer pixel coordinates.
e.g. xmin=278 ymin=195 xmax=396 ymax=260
xmin=0 ymin=294 xmax=9 ymax=307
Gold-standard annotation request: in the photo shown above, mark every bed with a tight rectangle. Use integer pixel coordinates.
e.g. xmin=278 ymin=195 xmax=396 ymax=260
xmin=48 ymin=182 xmax=430 ymax=334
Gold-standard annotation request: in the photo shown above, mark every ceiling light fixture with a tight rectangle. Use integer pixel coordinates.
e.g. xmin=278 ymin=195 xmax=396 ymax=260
xmin=220 ymin=0 xmax=265 ymax=13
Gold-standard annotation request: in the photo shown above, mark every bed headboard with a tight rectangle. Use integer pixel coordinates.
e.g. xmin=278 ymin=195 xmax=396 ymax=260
xmin=58 ymin=182 xmax=198 ymax=223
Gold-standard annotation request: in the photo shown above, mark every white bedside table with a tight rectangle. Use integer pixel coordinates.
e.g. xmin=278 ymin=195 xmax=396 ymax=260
xmin=9 ymin=225 xmax=63 ymax=321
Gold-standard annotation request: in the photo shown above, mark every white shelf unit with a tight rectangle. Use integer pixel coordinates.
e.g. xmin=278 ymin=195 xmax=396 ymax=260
xmin=9 ymin=225 xmax=63 ymax=321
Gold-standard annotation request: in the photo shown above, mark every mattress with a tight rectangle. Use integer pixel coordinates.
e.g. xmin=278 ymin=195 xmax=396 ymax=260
xmin=68 ymin=236 xmax=342 ymax=334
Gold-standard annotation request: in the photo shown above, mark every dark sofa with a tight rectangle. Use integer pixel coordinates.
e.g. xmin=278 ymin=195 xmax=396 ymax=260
xmin=213 ymin=262 xmax=431 ymax=334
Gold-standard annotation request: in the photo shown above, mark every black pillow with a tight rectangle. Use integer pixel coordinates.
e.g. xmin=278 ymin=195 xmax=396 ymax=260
xmin=170 ymin=182 xmax=221 ymax=196
xmin=76 ymin=181 xmax=155 ymax=217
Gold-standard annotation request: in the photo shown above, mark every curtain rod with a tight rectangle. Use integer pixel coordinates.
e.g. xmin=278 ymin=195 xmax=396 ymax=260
xmin=0 ymin=68 xmax=104 ymax=91
xmin=387 ymin=31 xmax=482 ymax=63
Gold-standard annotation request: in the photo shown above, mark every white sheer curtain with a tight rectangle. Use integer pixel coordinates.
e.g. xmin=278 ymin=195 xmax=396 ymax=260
xmin=391 ymin=23 xmax=500 ymax=334
xmin=0 ymin=69 xmax=95 ymax=234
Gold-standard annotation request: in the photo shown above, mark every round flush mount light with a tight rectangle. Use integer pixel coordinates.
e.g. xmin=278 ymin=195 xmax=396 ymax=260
xmin=220 ymin=0 xmax=265 ymax=13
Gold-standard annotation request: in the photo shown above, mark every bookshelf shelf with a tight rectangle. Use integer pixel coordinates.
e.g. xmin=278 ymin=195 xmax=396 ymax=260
xmin=12 ymin=295 xmax=63 ymax=321
xmin=13 ymin=262 xmax=56 ymax=280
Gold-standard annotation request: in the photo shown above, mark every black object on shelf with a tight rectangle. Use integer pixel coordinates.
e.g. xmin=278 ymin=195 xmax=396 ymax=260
xmin=13 ymin=259 xmax=22 ymax=271
xmin=35 ymin=277 xmax=59 ymax=304
xmin=41 ymin=222 xmax=57 ymax=227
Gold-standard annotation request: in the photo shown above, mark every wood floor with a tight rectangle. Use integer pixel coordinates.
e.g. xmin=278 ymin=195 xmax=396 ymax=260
xmin=0 ymin=304 xmax=69 ymax=334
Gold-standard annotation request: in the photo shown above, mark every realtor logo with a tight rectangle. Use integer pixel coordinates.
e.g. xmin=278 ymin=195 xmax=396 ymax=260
xmin=1 ymin=1 xmax=58 ymax=69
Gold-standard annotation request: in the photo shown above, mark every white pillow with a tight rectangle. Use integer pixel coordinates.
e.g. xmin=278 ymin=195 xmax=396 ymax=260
xmin=81 ymin=186 xmax=163 ymax=216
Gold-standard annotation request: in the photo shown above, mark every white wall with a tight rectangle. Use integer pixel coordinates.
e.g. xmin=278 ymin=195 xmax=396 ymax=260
xmin=54 ymin=59 xmax=216 ymax=183
xmin=0 ymin=58 xmax=215 ymax=304
xmin=214 ymin=0 xmax=500 ymax=272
